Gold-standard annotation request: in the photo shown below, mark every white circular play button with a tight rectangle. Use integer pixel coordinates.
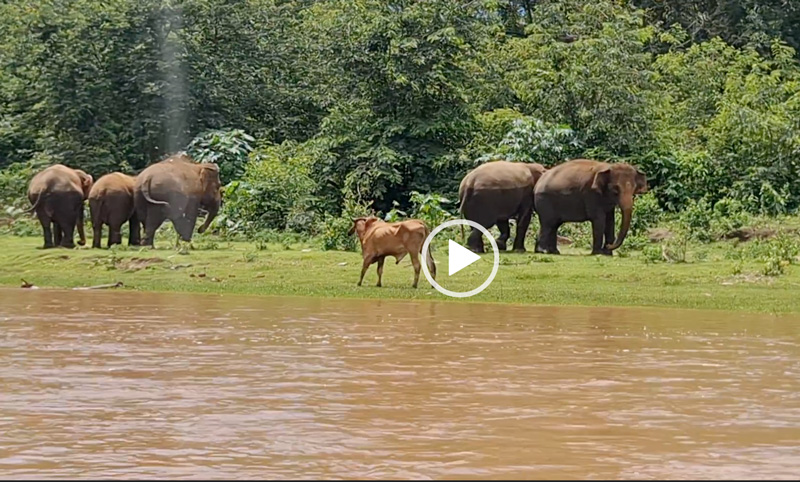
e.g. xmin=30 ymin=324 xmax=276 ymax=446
xmin=421 ymin=219 xmax=500 ymax=298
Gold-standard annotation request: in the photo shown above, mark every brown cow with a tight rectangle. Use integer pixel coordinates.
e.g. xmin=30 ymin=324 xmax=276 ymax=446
xmin=349 ymin=216 xmax=437 ymax=288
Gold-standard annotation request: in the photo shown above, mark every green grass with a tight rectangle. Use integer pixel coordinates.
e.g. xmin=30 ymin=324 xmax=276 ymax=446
xmin=2 ymin=233 xmax=800 ymax=314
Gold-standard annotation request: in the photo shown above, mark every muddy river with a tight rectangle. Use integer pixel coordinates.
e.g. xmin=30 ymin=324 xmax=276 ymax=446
xmin=1 ymin=289 xmax=799 ymax=479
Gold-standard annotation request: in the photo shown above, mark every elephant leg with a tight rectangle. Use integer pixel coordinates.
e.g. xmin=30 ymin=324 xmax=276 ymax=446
xmin=173 ymin=211 xmax=197 ymax=243
xmin=92 ymin=221 xmax=103 ymax=249
xmin=548 ymin=224 xmax=561 ymax=254
xmin=52 ymin=221 xmax=63 ymax=247
xmin=59 ymin=219 xmax=76 ymax=249
xmin=38 ymin=212 xmax=54 ymax=249
xmin=536 ymin=220 xmax=560 ymax=255
xmin=128 ymin=213 xmax=141 ymax=246
xmin=496 ymin=220 xmax=510 ymax=251
xmin=468 ymin=228 xmax=486 ymax=254
xmin=358 ymin=256 xmax=374 ymax=286
xmin=109 ymin=223 xmax=123 ymax=247
xmin=410 ymin=251 xmax=421 ymax=289
xmin=375 ymin=256 xmax=385 ymax=287
xmin=512 ymin=210 xmax=532 ymax=253
xmin=143 ymin=207 xmax=167 ymax=247
xmin=602 ymin=210 xmax=615 ymax=255
xmin=590 ymin=216 xmax=607 ymax=255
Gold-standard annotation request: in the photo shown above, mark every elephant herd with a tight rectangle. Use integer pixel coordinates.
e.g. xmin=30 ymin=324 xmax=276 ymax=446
xmin=25 ymin=153 xmax=646 ymax=256
xmin=26 ymin=153 xmax=221 ymax=249
xmin=459 ymin=158 xmax=647 ymax=255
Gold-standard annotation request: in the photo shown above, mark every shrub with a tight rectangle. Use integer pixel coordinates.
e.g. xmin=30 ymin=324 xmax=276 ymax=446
xmin=220 ymin=141 xmax=318 ymax=235
xmin=476 ymin=117 xmax=580 ymax=166
xmin=408 ymin=192 xmax=456 ymax=228
xmin=710 ymin=198 xmax=752 ymax=236
xmin=641 ymin=244 xmax=663 ymax=264
xmin=631 ymin=191 xmax=662 ymax=235
xmin=678 ymin=199 xmax=713 ymax=242
xmin=186 ymin=129 xmax=254 ymax=185
xmin=319 ymin=215 xmax=357 ymax=252
xmin=0 ymin=161 xmax=38 ymax=209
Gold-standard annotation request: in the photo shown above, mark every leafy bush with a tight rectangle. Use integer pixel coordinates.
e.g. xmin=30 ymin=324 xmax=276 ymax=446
xmin=710 ymin=198 xmax=752 ymax=236
xmin=631 ymin=192 xmax=662 ymax=235
xmin=0 ymin=161 xmax=38 ymax=209
xmin=319 ymin=216 xmax=357 ymax=252
xmin=678 ymin=199 xmax=713 ymax=242
xmin=641 ymin=244 xmax=663 ymax=264
xmin=317 ymin=197 xmax=372 ymax=252
xmin=187 ymin=129 xmax=255 ymax=185
xmin=220 ymin=141 xmax=318 ymax=235
xmin=476 ymin=117 xmax=580 ymax=166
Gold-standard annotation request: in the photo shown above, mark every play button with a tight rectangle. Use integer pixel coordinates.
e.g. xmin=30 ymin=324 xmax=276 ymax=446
xmin=448 ymin=239 xmax=481 ymax=276
xmin=421 ymin=219 xmax=500 ymax=298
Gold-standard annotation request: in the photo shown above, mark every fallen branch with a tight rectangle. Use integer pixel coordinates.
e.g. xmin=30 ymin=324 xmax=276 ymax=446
xmin=72 ymin=281 xmax=124 ymax=291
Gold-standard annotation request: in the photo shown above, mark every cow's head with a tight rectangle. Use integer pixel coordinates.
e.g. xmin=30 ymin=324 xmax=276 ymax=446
xmin=348 ymin=216 xmax=382 ymax=240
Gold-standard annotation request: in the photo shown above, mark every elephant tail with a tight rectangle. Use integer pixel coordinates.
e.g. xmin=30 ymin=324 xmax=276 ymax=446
xmin=458 ymin=186 xmax=471 ymax=243
xmin=141 ymin=178 xmax=169 ymax=206
xmin=25 ymin=192 xmax=44 ymax=213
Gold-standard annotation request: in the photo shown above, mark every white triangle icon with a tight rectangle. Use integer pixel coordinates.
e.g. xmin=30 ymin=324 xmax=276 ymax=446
xmin=448 ymin=239 xmax=481 ymax=276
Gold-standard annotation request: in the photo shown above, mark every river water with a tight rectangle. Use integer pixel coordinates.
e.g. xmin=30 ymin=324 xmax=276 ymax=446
xmin=1 ymin=289 xmax=799 ymax=479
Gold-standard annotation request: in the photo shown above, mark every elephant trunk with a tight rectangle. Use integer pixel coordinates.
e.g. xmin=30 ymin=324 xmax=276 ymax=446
xmin=197 ymin=202 xmax=218 ymax=234
xmin=606 ymin=201 xmax=632 ymax=251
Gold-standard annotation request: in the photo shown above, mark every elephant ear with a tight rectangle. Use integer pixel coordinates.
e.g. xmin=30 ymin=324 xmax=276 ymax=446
xmin=527 ymin=163 xmax=547 ymax=185
xmin=591 ymin=167 xmax=612 ymax=193
xmin=80 ymin=172 xmax=94 ymax=199
xmin=200 ymin=162 xmax=220 ymax=175
xmin=199 ymin=163 xmax=221 ymax=186
xmin=634 ymin=168 xmax=648 ymax=194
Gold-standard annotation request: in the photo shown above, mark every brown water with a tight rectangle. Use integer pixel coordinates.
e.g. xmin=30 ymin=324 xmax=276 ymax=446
xmin=1 ymin=290 xmax=799 ymax=479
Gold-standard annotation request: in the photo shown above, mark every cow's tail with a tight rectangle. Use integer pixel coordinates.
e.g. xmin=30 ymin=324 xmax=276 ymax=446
xmin=424 ymin=225 xmax=436 ymax=280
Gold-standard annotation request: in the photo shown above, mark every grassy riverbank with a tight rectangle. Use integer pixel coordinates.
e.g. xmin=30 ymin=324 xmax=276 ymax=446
xmin=1 ymin=234 xmax=800 ymax=314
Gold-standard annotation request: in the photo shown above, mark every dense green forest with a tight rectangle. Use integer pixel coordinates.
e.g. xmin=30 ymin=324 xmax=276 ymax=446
xmin=2 ymin=0 xmax=800 ymax=243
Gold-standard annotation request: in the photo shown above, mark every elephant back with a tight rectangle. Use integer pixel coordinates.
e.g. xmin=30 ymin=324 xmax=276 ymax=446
xmin=134 ymin=155 xmax=213 ymax=206
xmin=28 ymin=164 xmax=84 ymax=196
xmin=535 ymin=159 xmax=604 ymax=194
xmin=90 ymin=172 xmax=136 ymax=199
xmin=464 ymin=161 xmax=542 ymax=191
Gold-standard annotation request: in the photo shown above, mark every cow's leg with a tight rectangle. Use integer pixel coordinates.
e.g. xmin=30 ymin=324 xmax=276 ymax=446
xmin=375 ymin=256 xmax=385 ymax=287
xmin=358 ymin=255 xmax=374 ymax=286
xmin=410 ymin=251 xmax=421 ymax=288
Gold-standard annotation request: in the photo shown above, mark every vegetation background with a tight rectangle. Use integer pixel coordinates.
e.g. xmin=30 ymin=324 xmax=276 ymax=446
xmin=1 ymin=0 xmax=800 ymax=271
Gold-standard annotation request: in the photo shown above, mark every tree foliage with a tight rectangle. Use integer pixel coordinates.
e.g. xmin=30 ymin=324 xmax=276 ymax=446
xmin=3 ymin=0 xmax=800 ymax=230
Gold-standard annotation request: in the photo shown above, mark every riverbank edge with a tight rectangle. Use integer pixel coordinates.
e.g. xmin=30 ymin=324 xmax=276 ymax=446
xmin=1 ymin=284 xmax=796 ymax=319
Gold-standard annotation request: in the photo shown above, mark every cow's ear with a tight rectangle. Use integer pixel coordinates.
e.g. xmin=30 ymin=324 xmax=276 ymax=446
xmin=348 ymin=217 xmax=364 ymax=236
xmin=364 ymin=217 xmax=380 ymax=229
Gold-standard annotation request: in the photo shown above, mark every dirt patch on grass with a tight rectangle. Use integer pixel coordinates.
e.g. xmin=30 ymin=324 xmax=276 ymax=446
xmin=116 ymin=257 xmax=165 ymax=271
xmin=720 ymin=273 xmax=776 ymax=285
xmin=647 ymin=228 xmax=674 ymax=243
xmin=722 ymin=227 xmax=777 ymax=242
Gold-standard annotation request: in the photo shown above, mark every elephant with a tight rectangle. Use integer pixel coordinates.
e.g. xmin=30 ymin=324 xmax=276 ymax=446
xmin=458 ymin=160 xmax=547 ymax=253
xmin=27 ymin=164 xmax=93 ymax=249
xmin=88 ymin=172 xmax=140 ymax=248
xmin=133 ymin=152 xmax=222 ymax=247
xmin=533 ymin=159 xmax=647 ymax=255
